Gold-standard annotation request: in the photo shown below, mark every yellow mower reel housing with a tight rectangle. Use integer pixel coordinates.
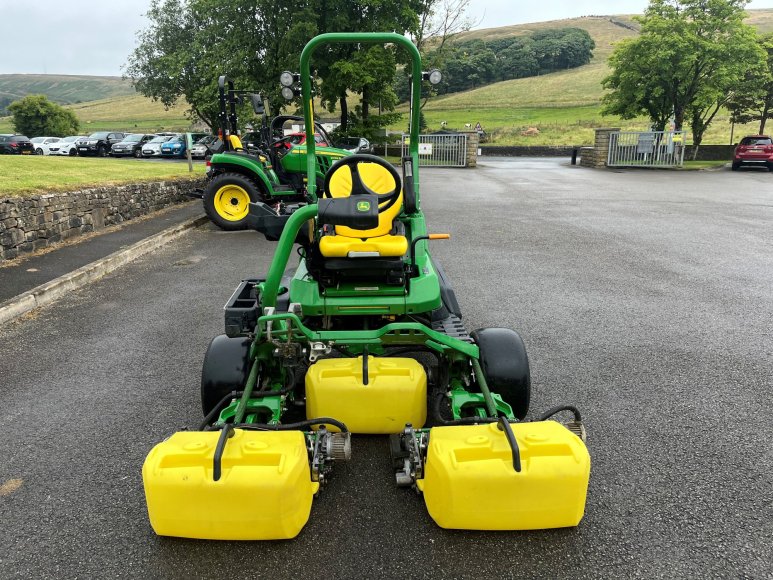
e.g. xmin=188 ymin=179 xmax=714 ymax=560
xmin=143 ymin=430 xmax=318 ymax=540
xmin=417 ymin=421 xmax=590 ymax=530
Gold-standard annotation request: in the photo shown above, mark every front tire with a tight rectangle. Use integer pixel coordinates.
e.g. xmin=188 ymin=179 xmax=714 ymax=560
xmin=201 ymin=335 xmax=251 ymax=416
xmin=203 ymin=172 xmax=262 ymax=231
xmin=35 ymin=148 xmax=43 ymax=155
xmin=134 ymin=148 xmax=142 ymax=158
xmin=69 ymin=148 xmax=77 ymax=156
xmin=98 ymin=145 xmax=107 ymax=157
xmin=471 ymin=328 xmax=531 ymax=420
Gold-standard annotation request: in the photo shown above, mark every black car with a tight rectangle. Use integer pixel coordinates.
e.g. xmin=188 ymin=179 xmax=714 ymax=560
xmin=75 ymin=132 xmax=127 ymax=157
xmin=110 ymin=134 xmax=157 ymax=157
xmin=0 ymin=134 xmax=35 ymax=155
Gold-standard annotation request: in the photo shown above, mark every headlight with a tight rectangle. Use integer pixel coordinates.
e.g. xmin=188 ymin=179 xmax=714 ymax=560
xmin=281 ymin=86 xmax=295 ymax=101
xmin=280 ymin=71 xmax=295 ymax=87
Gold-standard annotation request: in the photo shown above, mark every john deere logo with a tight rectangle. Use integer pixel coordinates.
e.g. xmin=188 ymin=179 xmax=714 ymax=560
xmin=357 ymin=200 xmax=371 ymax=212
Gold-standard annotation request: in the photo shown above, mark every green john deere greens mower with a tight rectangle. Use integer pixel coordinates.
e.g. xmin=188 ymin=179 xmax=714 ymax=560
xmin=201 ymin=75 xmax=350 ymax=231
xmin=143 ymin=32 xmax=590 ymax=540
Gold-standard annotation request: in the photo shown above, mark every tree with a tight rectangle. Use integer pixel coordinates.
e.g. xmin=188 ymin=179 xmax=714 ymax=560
xmin=8 ymin=95 xmax=79 ymax=137
xmin=727 ymin=34 xmax=773 ymax=134
xmin=602 ymin=0 xmax=765 ymax=152
xmin=126 ymin=0 xmax=419 ymax=136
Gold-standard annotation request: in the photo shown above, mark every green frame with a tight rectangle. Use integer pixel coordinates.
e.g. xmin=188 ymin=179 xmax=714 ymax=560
xmin=300 ymin=33 xmax=422 ymax=201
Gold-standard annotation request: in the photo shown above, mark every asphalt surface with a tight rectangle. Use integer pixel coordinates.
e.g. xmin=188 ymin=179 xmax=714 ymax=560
xmin=0 ymin=202 xmax=203 ymax=303
xmin=1 ymin=158 xmax=771 ymax=578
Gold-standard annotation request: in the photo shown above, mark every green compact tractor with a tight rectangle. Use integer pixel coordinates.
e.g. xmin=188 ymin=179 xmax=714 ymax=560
xmin=202 ymin=75 xmax=350 ymax=231
xmin=143 ymin=33 xmax=590 ymax=540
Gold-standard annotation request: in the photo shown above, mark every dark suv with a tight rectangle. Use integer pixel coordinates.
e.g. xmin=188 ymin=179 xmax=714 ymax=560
xmin=110 ymin=134 xmax=156 ymax=157
xmin=0 ymin=134 xmax=35 ymax=155
xmin=76 ymin=132 xmax=127 ymax=157
xmin=732 ymin=135 xmax=773 ymax=171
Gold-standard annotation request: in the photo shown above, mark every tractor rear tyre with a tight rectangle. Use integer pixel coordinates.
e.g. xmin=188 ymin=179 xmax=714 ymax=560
xmin=203 ymin=172 xmax=261 ymax=231
xmin=201 ymin=334 xmax=251 ymax=416
xmin=471 ymin=328 xmax=531 ymax=420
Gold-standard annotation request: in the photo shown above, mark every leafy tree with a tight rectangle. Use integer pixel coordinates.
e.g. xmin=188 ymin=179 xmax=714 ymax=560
xmin=8 ymin=95 xmax=79 ymax=137
xmin=727 ymin=34 xmax=773 ymax=134
xmin=126 ymin=0 xmax=419 ymax=136
xmin=603 ymin=0 xmax=765 ymax=153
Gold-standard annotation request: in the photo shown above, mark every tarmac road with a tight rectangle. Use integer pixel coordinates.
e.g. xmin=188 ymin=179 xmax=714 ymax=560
xmin=1 ymin=159 xmax=771 ymax=578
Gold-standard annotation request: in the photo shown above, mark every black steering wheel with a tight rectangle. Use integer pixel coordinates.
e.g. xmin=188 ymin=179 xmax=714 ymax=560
xmin=322 ymin=154 xmax=402 ymax=213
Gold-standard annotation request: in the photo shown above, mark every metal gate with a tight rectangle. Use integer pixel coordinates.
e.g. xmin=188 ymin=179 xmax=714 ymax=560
xmin=607 ymin=130 xmax=686 ymax=167
xmin=401 ymin=133 xmax=467 ymax=167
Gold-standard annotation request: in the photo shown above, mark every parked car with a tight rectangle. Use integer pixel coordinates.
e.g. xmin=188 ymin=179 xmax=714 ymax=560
xmin=271 ymin=132 xmax=330 ymax=151
xmin=49 ymin=135 xmax=87 ymax=156
xmin=0 ymin=135 xmax=35 ymax=155
xmin=141 ymin=135 xmax=176 ymax=157
xmin=732 ymin=135 xmax=773 ymax=171
xmin=30 ymin=136 xmax=61 ymax=155
xmin=160 ymin=136 xmax=187 ymax=158
xmin=337 ymin=136 xmax=373 ymax=154
xmin=76 ymin=132 xmax=127 ymax=157
xmin=189 ymin=135 xmax=219 ymax=159
xmin=160 ymin=133 xmax=209 ymax=158
xmin=111 ymin=134 xmax=157 ymax=157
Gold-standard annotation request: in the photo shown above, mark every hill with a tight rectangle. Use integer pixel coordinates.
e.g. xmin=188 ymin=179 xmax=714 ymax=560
xmin=400 ymin=9 xmax=773 ymax=145
xmin=0 ymin=74 xmax=136 ymax=106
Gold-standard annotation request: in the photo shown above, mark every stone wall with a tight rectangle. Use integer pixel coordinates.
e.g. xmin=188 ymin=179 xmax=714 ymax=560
xmin=480 ymin=145 xmax=576 ymax=157
xmin=0 ymin=178 xmax=205 ymax=261
xmin=580 ymin=127 xmax=620 ymax=168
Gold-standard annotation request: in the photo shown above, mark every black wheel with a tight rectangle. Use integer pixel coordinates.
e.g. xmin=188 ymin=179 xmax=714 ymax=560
xmin=201 ymin=335 xmax=251 ymax=416
xmin=731 ymin=162 xmax=740 ymax=171
xmin=203 ymin=172 xmax=262 ymax=231
xmin=35 ymin=148 xmax=43 ymax=155
xmin=98 ymin=145 xmax=107 ymax=157
xmin=471 ymin=328 xmax=531 ymax=420
xmin=69 ymin=148 xmax=77 ymax=156
xmin=767 ymin=162 xmax=773 ymax=172
xmin=134 ymin=148 xmax=142 ymax=158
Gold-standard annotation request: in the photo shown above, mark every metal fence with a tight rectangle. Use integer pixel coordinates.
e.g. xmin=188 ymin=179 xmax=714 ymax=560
xmin=607 ymin=131 xmax=686 ymax=167
xmin=401 ymin=133 xmax=467 ymax=167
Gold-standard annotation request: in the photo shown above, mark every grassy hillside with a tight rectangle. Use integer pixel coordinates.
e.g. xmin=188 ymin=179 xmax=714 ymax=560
xmin=397 ymin=9 xmax=773 ymax=145
xmin=0 ymin=94 xmax=193 ymax=134
xmin=0 ymin=74 xmax=136 ymax=105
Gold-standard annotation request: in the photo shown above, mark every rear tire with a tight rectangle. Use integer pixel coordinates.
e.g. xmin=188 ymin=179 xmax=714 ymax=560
xmin=731 ymin=162 xmax=740 ymax=171
xmin=69 ymin=148 xmax=77 ymax=156
xmin=134 ymin=148 xmax=142 ymax=158
xmin=203 ymin=172 xmax=262 ymax=231
xmin=471 ymin=328 xmax=531 ymax=420
xmin=201 ymin=335 xmax=251 ymax=416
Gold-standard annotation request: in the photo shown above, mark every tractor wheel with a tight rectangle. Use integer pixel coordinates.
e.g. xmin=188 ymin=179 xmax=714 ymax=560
xmin=203 ymin=172 xmax=261 ymax=231
xmin=201 ymin=334 xmax=251 ymax=416
xmin=471 ymin=328 xmax=531 ymax=420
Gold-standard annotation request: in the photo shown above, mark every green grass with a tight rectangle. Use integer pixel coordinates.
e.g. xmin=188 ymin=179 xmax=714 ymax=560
xmin=0 ymin=74 xmax=135 ymax=105
xmin=0 ymin=94 xmax=194 ymax=134
xmin=0 ymin=156 xmax=205 ymax=197
xmin=681 ymin=160 xmax=730 ymax=170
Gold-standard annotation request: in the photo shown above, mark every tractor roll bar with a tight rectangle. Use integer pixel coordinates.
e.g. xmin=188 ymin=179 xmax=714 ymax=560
xmin=299 ymin=33 xmax=423 ymax=199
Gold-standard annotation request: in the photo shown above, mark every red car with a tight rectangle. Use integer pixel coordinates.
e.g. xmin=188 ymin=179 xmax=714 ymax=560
xmin=732 ymin=135 xmax=773 ymax=171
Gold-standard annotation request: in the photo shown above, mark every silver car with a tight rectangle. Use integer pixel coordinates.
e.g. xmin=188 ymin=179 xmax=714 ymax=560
xmin=49 ymin=136 xmax=86 ymax=156
xmin=142 ymin=135 xmax=175 ymax=157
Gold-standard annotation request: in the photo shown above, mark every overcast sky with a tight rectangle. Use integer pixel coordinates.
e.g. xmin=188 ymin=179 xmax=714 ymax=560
xmin=2 ymin=0 xmax=773 ymax=76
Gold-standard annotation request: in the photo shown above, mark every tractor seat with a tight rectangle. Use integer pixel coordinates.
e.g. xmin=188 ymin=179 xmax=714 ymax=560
xmin=319 ymin=160 xmax=406 ymax=259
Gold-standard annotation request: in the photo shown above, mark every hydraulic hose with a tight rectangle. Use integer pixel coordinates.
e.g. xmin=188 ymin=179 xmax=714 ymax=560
xmin=536 ymin=405 xmax=582 ymax=422
xmin=234 ymin=417 xmax=350 ymax=433
xmin=199 ymin=390 xmax=243 ymax=431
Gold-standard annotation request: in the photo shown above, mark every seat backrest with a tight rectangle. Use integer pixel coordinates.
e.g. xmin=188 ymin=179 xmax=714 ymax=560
xmin=326 ymin=163 xmax=402 ymax=239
